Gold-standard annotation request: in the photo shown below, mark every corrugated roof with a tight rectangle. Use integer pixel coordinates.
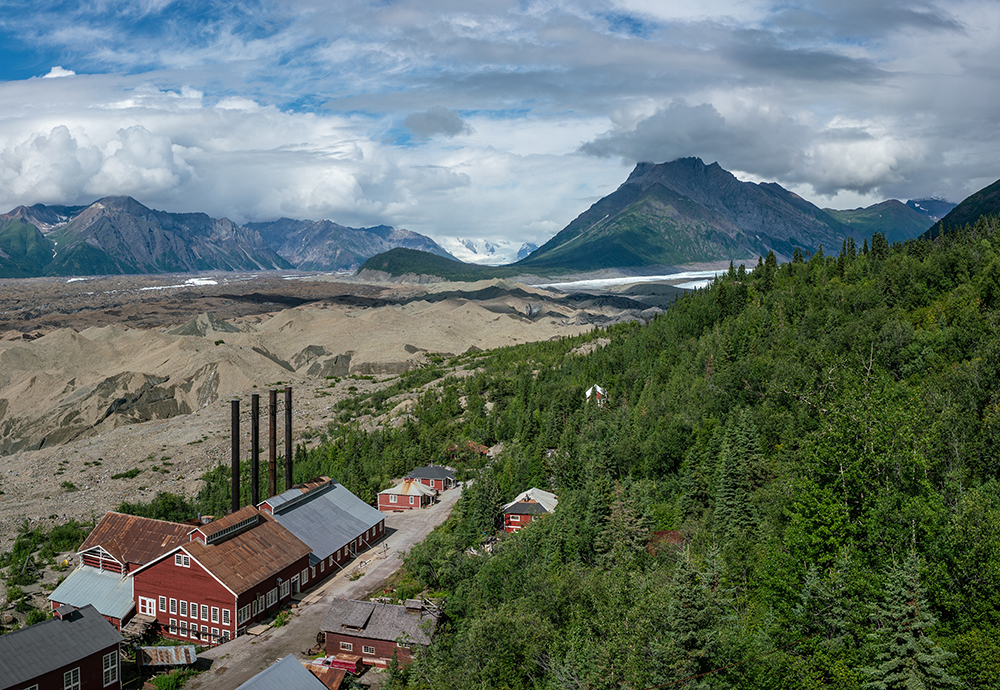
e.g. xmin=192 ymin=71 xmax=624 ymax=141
xmin=306 ymin=664 xmax=346 ymax=690
xmin=405 ymin=465 xmax=455 ymax=481
xmin=80 ymin=512 xmax=191 ymax=567
xmin=502 ymin=488 xmax=558 ymax=514
xmin=264 ymin=478 xmax=384 ymax=565
xmin=0 ymin=605 xmax=123 ymax=689
xmin=138 ymin=645 xmax=198 ymax=666
xmin=182 ymin=508 xmax=311 ymax=596
xmin=49 ymin=566 xmax=134 ymax=620
xmin=321 ymin=599 xmax=438 ymax=646
xmin=235 ymin=655 xmax=328 ymax=690
xmin=379 ymin=480 xmax=436 ymax=497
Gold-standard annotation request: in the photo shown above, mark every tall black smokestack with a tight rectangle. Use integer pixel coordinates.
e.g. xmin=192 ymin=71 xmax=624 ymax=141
xmin=268 ymin=389 xmax=277 ymax=497
xmin=251 ymin=392 xmax=260 ymax=507
xmin=230 ymin=398 xmax=240 ymax=514
xmin=284 ymin=385 xmax=293 ymax=491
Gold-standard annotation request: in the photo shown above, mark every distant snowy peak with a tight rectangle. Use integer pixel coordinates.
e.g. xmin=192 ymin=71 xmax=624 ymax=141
xmin=439 ymin=237 xmax=538 ymax=265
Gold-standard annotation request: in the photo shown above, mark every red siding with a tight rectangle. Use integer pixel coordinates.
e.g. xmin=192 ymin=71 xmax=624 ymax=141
xmin=325 ymin=631 xmax=416 ymax=668
xmin=7 ymin=642 xmax=120 ymax=690
xmin=378 ymin=494 xmax=429 ymax=512
xmin=504 ymin=513 xmax=536 ymax=532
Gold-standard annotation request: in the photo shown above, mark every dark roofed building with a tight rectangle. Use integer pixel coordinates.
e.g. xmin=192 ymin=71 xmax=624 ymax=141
xmin=405 ymin=465 xmax=456 ymax=491
xmin=0 ymin=604 xmax=123 ymax=690
xmin=501 ymin=488 xmax=558 ymax=533
xmin=321 ymin=598 xmax=438 ymax=668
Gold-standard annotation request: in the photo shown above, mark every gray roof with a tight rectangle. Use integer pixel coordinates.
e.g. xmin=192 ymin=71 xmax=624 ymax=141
xmin=49 ymin=566 xmax=135 ymax=621
xmin=406 ymin=465 xmax=454 ymax=481
xmin=234 ymin=655 xmax=327 ymax=690
xmin=265 ymin=480 xmax=384 ymax=566
xmin=321 ymin=599 xmax=438 ymax=646
xmin=0 ymin=604 xmax=123 ymax=690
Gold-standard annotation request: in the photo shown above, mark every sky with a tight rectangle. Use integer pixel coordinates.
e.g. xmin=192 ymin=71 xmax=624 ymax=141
xmin=0 ymin=0 xmax=998 ymax=248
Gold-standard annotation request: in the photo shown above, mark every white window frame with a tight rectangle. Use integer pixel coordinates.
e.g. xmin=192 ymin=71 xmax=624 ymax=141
xmin=389 ymin=494 xmax=397 ymax=503
xmin=169 ymin=598 xmax=177 ymax=614
xmin=320 ymin=560 xmax=325 ymax=573
xmin=138 ymin=597 xmax=156 ymax=616
xmin=201 ymin=624 xmax=209 ymax=641
xmin=328 ymin=555 xmax=334 ymax=566
xmin=174 ymin=553 xmax=190 ymax=567
xmin=266 ymin=588 xmax=278 ymax=607
xmin=211 ymin=627 xmax=219 ymax=641
xmin=103 ymin=651 xmax=119 ymax=687
xmin=179 ymin=620 xmax=188 ymax=636
xmin=179 ymin=600 xmax=187 ymax=617
xmin=340 ymin=641 xmax=353 ymax=651
xmin=211 ymin=606 xmax=219 ymax=623
xmin=169 ymin=619 xmax=177 ymax=635
xmin=64 ymin=667 xmax=81 ymax=690
xmin=301 ymin=568 xmax=309 ymax=585
xmin=201 ymin=604 xmax=209 ymax=621
xmin=222 ymin=608 xmax=231 ymax=626
xmin=159 ymin=596 xmax=167 ymax=612
xmin=190 ymin=601 xmax=197 ymax=618
xmin=223 ymin=629 xmax=230 ymax=642
xmin=510 ymin=514 xmax=521 ymax=522
xmin=409 ymin=495 xmax=414 ymax=505
xmin=280 ymin=580 xmax=290 ymax=598
xmin=363 ymin=645 xmax=375 ymax=655
xmin=311 ymin=566 xmax=316 ymax=579
xmin=238 ymin=604 xmax=251 ymax=624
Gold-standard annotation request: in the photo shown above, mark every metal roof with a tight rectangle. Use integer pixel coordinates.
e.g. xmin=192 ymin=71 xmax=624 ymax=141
xmin=405 ymin=465 xmax=455 ymax=481
xmin=0 ymin=605 xmax=123 ymax=690
xmin=264 ymin=479 xmax=384 ymax=565
xmin=49 ymin=565 xmax=134 ymax=621
xmin=80 ymin=512 xmax=191 ymax=567
xmin=235 ymin=655 xmax=328 ymax=690
xmin=379 ymin=480 xmax=436 ymax=497
xmin=321 ymin=599 xmax=438 ymax=646
xmin=138 ymin=645 xmax=198 ymax=667
xmin=502 ymin=488 xmax=558 ymax=514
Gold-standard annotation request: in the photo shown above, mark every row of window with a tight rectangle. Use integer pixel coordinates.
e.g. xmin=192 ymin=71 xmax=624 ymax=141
xmin=168 ymin=619 xmax=230 ymax=643
xmin=55 ymin=653 xmax=118 ymax=690
xmin=340 ymin=641 xmax=377 ymax=655
xmin=388 ymin=494 xmax=419 ymax=504
xmin=159 ymin=597 xmax=230 ymax=625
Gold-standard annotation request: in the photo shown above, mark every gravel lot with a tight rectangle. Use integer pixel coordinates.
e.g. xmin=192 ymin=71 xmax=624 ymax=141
xmin=186 ymin=484 xmax=464 ymax=690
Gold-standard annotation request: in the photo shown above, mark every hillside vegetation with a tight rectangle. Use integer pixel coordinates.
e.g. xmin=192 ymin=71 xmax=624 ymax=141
xmin=129 ymin=214 xmax=1000 ymax=688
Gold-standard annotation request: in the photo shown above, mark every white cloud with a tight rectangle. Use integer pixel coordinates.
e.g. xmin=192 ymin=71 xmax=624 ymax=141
xmin=42 ymin=66 xmax=76 ymax=78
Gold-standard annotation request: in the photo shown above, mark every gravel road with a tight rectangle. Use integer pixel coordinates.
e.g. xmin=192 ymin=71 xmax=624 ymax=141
xmin=186 ymin=484 xmax=464 ymax=690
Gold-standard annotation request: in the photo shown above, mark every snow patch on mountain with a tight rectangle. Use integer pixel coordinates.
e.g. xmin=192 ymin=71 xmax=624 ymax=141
xmin=438 ymin=237 xmax=538 ymax=265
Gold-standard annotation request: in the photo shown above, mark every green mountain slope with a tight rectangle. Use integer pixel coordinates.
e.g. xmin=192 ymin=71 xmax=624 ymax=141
xmin=0 ymin=218 xmax=55 ymax=277
xmin=925 ymin=176 xmax=1000 ymax=238
xmin=825 ymin=199 xmax=935 ymax=244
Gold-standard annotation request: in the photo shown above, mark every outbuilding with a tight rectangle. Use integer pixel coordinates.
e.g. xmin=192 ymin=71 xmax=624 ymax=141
xmin=405 ymin=465 xmax=456 ymax=492
xmin=322 ymin=598 xmax=438 ymax=668
xmin=377 ymin=479 xmax=436 ymax=512
xmin=501 ymin=488 xmax=558 ymax=532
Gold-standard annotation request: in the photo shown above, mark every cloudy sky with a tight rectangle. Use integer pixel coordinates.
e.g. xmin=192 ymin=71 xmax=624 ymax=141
xmin=0 ymin=0 xmax=998 ymax=247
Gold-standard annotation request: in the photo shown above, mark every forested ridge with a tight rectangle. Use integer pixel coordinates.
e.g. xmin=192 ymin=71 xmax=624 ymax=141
xmin=174 ymin=214 xmax=1000 ymax=687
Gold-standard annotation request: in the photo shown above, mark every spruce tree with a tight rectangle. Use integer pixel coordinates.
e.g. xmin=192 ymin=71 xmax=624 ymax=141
xmin=862 ymin=552 xmax=961 ymax=689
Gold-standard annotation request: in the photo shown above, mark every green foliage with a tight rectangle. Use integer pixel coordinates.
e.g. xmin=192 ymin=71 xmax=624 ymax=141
xmin=148 ymin=669 xmax=196 ymax=690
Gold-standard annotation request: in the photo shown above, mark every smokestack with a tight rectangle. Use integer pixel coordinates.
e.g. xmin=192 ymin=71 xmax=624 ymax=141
xmin=284 ymin=386 xmax=293 ymax=491
xmin=268 ymin=389 xmax=277 ymax=497
xmin=230 ymin=398 xmax=240 ymax=514
xmin=251 ymin=393 xmax=260 ymax=507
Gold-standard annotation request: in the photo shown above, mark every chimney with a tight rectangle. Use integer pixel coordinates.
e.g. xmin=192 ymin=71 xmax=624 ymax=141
xmin=268 ymin=389 xmax=277 ymax=497
xmin=284 ymin=385 xmax=293 ymax=490
xmin=231 ymin=398 xmax=240 ymax=514
xmin=251 ymin=392 xmax=260 ymax=507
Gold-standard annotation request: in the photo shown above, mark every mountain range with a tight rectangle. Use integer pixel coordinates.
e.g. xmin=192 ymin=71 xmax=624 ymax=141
xmin=437 ymin=237 xmax=539 ymax=265
xmin=0 ymin=198 xmax=453 ymax=279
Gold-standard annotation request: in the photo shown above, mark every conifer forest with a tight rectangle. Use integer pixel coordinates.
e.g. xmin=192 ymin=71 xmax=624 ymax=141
xmin=161 ymin=216 xmax=1000 ymax=687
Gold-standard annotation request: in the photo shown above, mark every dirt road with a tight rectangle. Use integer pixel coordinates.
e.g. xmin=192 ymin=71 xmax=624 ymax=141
xmin=187 ymin=484 xmax=464 ymax=690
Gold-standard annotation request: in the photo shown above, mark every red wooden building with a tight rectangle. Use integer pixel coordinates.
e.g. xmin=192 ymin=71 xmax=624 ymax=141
xmin=321 ymin=598 xmax=438 ymax=668
xmin=130 ymin=506 xmax=310 ymax=646
xmin=404 ymin=465 xmax=456 ymax=492
xmin=0 ymin=604 xmax=123 ymax=690
xmin=377 ymin=479 xmax=436 ymax=512
xmin=501 ymin=488 xmax=558 ymax=533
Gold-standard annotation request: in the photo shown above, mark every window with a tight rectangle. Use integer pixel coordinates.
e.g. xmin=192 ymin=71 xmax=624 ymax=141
xmin=363 ymin=645 xmax=375 ymax=655
xmin=251 ymin=599 xmax=258 ymax=616
xmin=159 ymin=596 xmax=167 ymax=612
xmin=222 ymin=629 xmax=231 ymax=642
xmin=301 ymin=568 xmax=309 ymax=584
xmin=390 ymin=494 xmax=397 ymax=503
xmin=257 ymin=594 xmax=265 ymax=613
xmin=179 ymin=601 xmax=187 ymax=617
xmin=280 ymin=580 xmax=290 ymax=598
xmin=65 ymin=667 xmax=81 ymax=690
xmin=201 ymin=625 xmax=209 ymax=640
xmin=238 ymin=604 xmax=251 ymax=624
xmin=320 ymin=560 xmax=325 ymax=573
xmin=201 ymin=604 xmax=209 ymax=621
xmin=398 ymin=641 xmax=411 ymax=649
xmin=169 ymin=598 xmax=177 ymax=614
xmin=212 ymin=627 xmax=219 ymax=641
xmin=328 ymin=555 xmax=334 ymax=566
xmin=510 ymin=515 xmax=521 ymax=522
xmin=169 ymin=619 xmax=177 ymax=634
xmin=103 ymin=651 xmax=119 ymax=686
xmin=190 ymin=601 xmax=197 ymax=618
xmin=311 ymin=566 xmax=316 ymax=579
xmin=139 ymin=597 xmax=156 ymax=616
xmin=211 ymin=606 xmax=219 ymax=623
xmin=409 ymin=495 xmax=414 ymax=505
xmin=180 ymin=620 xmax=187 ymax=636
xmin=266 ymin=588 xmax=278 ymax=607
xmin=340 ymin=642 xmax=353 ymax=651
xmin=222 ymin=608 xmax=231 ymax=626
xmin=174 ymin=553 xmax=190 ymax=567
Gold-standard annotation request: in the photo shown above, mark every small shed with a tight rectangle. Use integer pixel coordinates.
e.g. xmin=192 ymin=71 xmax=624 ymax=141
xmin=377 ymin=480 xmax=436 ymax=512
xmin=137 ymin=645 xmax=197 ymax=668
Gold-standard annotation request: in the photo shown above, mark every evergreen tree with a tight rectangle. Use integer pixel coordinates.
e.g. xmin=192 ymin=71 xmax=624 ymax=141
xmin=714 ymin=409 xmax=761 ymax=545
xmin=862 ymin=552 xmax=961 ymax=690
xmin=594 ymin=481 xmax=653 ymax=568
xmin=793 ymin=246 xmax=804 ymax=264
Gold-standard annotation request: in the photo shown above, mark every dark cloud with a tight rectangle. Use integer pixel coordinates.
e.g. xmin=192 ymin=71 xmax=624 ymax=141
xmin=404 ymin=106 xmax=472 ymax=139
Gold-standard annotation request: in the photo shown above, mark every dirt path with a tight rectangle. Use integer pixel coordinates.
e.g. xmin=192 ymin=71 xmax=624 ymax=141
xmin=187 ymin=484 xmax=464 ymax=690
